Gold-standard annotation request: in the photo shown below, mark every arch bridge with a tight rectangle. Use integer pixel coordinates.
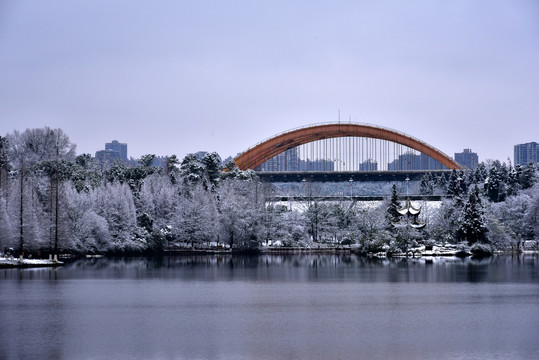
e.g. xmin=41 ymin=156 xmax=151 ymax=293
xmin=234 ymin=123 xmax=460 ymax=177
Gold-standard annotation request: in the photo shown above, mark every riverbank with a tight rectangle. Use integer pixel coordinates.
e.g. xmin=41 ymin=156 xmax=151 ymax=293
xmin=0 ymin=257 xmax=64 ymax=268
xmin=3 ymin=247 xmax=537 ymax=268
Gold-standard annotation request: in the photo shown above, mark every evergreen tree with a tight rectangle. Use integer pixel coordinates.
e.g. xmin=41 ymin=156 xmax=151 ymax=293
xmin=386 ymin=184 xmax=400 ymax=225
xmin=526 ymin=184 xmax=539 ymax=242
xmin=139 ymin=154 xmax=156 ymax=168
xmin=476 ymin=163 xmax=488 ymax=182
xmin=181 ymin=154 xmax=204 ymax=185
xmin=457 ymin=186 xmax=488 ymax=245
xmin=447 ymin=169 xmax=461 ymax=198
xmin=499 ymin=161 xmax=509 ymax=184
xmin=484 ymin=161 xmax=506 ymax=202
xmin=202 ymin=152 xmax=222 ymax=188
xmin=506 ymin=165 xmax=520 ymax=196
xmin=458 ymin=169 xmax=468 ymax=194
xmin=520 ymin=163 xmax=536 ymax=190
xmin=105 ymin=159 xmax=128 ymax=184
xmin=435 ymin=173 xmax=447 ymax=194
xmin=419 ymin=173 xmax=434 ymax=195
xmin=165 ymin=155 xmax=180 ymax=184
xmin=70 ymin=154 xmax=102 ymax=192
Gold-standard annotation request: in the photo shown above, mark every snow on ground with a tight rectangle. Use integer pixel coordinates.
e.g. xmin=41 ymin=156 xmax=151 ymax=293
xmin=0 ymin=257 xmax=63 ymax=267
xmin=270 ymin=200 xmax=441 ymax=213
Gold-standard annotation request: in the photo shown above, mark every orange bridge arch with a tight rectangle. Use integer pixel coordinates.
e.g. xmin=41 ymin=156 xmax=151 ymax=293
xmin=234 ymin=123 xmax=460 ymax=170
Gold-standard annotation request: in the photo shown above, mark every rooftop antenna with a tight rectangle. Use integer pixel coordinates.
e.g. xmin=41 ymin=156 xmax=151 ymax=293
xmin=338 ymin=109 xmax=341 ymax=123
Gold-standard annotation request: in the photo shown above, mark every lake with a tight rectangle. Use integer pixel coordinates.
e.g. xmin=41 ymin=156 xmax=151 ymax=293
xmin=1 ymin=254 xmax=538 ymax=360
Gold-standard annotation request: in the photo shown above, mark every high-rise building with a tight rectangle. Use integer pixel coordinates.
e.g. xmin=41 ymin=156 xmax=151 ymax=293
xmin=257 ymin=147 xmax=334 ymax=171
xmin=105 ymin=140 xmax=128 ymax=161
xmin=514 ymin=142 xmax=539 ymax=166
xmin=387 ymin=152 xmax=447 ymax=170
xmin=359 ymin=160 xmax=378 ymax=171
xmin=95 ymin=140 xmax=128 ymax=167
xmin=95 ymin=149 xmax=122 ymax=166
xmin=454 ymin=149 xmax=478 ymax=169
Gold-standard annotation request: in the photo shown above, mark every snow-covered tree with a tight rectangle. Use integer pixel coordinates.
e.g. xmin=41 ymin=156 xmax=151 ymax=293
xmin=165 ymin=155 xmax=180 ymax=184
xmin=138 ymin=174 xmax=178 ymax=229
xmin=139 ymin=154 xmax=156 ymax=168
xmin=434 ymin=173 xmax=447 ymax=194
xmin=0 ymin=136 xmax=9 ymax=199
xmin=430 ymin=188 xmax=466 ymax=245
xmin=65 ymin=185 xmax=111 ymax=253
xmin=447 ymin=169 xmax=462 ymax=198
xmin=520 ymin=163 xmax=537 ymax=190
xmin=260 ymin=204 xmax=285 ymax=245
xmin=305 ymin=201 xmax=327 ymax=243
xmin=526 ymin=183 xmax=539 ymax=239
xmin=217 ymin=180 xmax=250 ymax=247
xmin=6 ymin=130 xmax=37 ymax=255
xmin=202 ymin=152 xmax=222 ymax=188
xmin=0 ymin=196 xmax=13 ymax=250
xmin=216 ymin=178 xmax=264 ymax=248
xmin=419 ymin=173 xmax=434 ymax=195
xmin=70 ymin=154 xmax=103 ymax=192
xmin=6 ymin=175 xmax=46 ymax=254
xmin=181 ymin=154 xmax=204 ymax=185
xmin=175 ymin=184 xmax=218 ymax=247
xmin=280 ymin=210 xmax=308 ymax=246
xmin=506 ymin=165 xmax=520 ymax=196
xmin=386 ymin=184 xmax=400 ymax=225
xmin=491 ymin=193 xmax=533 ymax=251
xmin=457 ymin=186 xmax=488 ymax=245
xmin=92 ymin=182 xmax=143 ymax=252
xmin=484 ymin=160 xmax=507 ymax=202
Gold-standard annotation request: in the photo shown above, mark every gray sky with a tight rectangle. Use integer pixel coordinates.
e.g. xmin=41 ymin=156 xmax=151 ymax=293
xmin=1 ymin=0 xmax=538 ymax=163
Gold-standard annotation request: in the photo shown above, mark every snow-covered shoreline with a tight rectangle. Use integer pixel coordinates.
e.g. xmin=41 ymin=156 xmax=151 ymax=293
xmin=0 ymin=257 xmax=64 ymax=268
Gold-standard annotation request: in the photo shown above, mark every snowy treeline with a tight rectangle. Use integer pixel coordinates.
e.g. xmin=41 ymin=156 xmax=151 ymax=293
xmin=0 ymin=128 xmax=538 ymax=256
xmin=423 ymin=161 xmax=539 ymax=253
xmin=0 ymin=129 xmax=264 ymax=254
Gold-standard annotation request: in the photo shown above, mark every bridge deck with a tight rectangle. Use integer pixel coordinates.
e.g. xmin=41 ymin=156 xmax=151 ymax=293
xmin=257 ymin=170 xmax=452 ymax=183
xmin=267 ymin=195 xmax=446 ymax=202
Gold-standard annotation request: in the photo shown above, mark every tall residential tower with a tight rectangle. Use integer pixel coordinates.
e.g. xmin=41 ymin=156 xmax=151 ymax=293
xmin=514 ymin=142 xmax=539 ymax=166
xmin=454 ymin=149 xmax=478 ymax=169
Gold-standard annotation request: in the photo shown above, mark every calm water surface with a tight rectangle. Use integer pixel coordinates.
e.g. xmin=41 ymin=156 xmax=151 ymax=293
xmin=1 ymin=255 xmax=538 ymax=360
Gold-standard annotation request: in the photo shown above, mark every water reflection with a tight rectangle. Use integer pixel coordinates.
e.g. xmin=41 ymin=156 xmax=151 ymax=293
xmin=1 ymin=254 xmax=538 ymax=360
xmin=3 ymin=254 xmax=536 ymax=283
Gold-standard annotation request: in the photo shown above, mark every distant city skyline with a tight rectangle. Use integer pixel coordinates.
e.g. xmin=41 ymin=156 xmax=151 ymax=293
xmin=1 ymin=1 xmax=538 ymax=162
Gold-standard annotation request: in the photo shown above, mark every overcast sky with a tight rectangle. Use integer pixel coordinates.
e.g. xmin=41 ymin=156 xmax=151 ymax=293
xmin=1 ymin=0 xmax=538 ymax=163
